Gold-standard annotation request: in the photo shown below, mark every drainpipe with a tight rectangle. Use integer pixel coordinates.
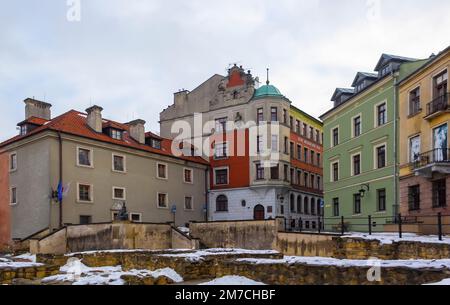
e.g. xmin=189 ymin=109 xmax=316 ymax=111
xmin=392 ymin=72 xmax=399 ymax=219
xmin=205 ymin=167 xmax=210 ymax=222
xmin=58 ymin=132 xmax=63 ymax=228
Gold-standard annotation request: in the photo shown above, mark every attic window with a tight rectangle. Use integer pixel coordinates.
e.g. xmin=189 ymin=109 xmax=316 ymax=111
xmin=380 ymin=64 xmax=392 ymax=77
xmin=151 ymin=138 xmax=161 ymax=149
xmin=110 ymin=129 xmax=123 ymax=140
xmin=20 ymin=125 xmax=28 ymax=136
xmin=356 ymin=82 xmax=365 ymax=93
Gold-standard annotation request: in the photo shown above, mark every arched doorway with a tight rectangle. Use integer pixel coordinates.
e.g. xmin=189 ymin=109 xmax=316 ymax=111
xmin=254 ymin=204 xmax=265 ymax=220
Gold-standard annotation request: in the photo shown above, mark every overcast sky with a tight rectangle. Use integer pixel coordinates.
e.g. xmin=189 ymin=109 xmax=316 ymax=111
xmin=1 ymin=0 xmax=449 ymax=141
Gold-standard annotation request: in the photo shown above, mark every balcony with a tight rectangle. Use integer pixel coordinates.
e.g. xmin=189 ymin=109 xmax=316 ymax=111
xmin=424 ymin=93 xmax=449 ymax=120
xmin=411 ymin=148 xmax=450 ymax=177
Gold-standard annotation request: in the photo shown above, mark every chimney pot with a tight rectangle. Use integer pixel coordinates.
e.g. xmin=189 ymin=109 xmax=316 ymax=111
xmin=127 ymin=119 xmax=146 ymax=144
xmin=24 ymin=98 xmax=52 ymax=120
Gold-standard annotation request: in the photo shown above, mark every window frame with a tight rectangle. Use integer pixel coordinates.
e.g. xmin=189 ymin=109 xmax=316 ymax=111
xmin=215 ymin=117 xmax=228 ymax=134
xmin=377 ymin=189 xmax=387 ymax=212
xmin=76 ymin=146 xmax=94 ymax=168
xmin=353 ymin=193 xmax=362 ymax=215
xmin=10 ymin=186 xmax=17 ymax=206
xmin=408 ymin=185 xmax=421 ymax=211
xmin=112 ymin=186 xmax=126 ymax=200
xmin=77 ymin=183 xmax=94 ymax=203
xmin=214 ymin=141 xmax=229 ymax=159
xmin=214 ymin=167 xmax=229 ymax=186
xmin=184 ymin=196 xmax=194 ymax=211
xmin=332 ymin=198 xmax=339 ymax=217
xmin=156 ymin=162 xmax=168 ymax=180
xmin=183 ymin=168 xmax=194 ymax=184
xmin=408 ymin=86 xmax=421 ymax=116
xmin=374 ymin=143 xmax=387 ymax=169
xmin=157 ymin=192 xmax=169 ymax=209
xmin=374 ymin=101 xmax=387 ymax=127
xmin=351 ymin=152 xmax=362 ymax=176
xmin=129 ymin=213 xmax=142 ymax=223
xmin=255 ymin=163 xmax=265 ymax=181
xmin=9 ymin=152 xmax=17 ymax=172
xmin=112 ymin=153 xmax=126 ymax=173
xmin=331 ymin=126 xmax=339 ymax=147
xmin=331 ymin=160 xmax=340 ymax=182
xmin=352 ymin=114 xmax=362 ymax=138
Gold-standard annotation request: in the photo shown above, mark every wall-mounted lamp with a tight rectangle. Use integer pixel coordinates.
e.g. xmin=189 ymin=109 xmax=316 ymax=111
xmin=359 ymin=184 xmax=370 ymax=198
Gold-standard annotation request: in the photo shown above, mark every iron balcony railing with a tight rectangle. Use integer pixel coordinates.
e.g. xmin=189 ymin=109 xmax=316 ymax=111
xmin=426 ymin=93 xmax=449 ymax=117
xmin=411 ymin=148 xmax=450 ymax=169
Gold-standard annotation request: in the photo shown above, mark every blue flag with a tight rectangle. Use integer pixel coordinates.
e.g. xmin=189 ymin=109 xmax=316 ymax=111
xmin=57 ymin=181 xmax=63 ymax=202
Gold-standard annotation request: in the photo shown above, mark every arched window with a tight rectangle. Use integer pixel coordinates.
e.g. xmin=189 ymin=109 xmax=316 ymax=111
xmin=216 ymin=195 xmax=228 ymax=212
xmin=317 ymin=199 xmax=321 ymax=216
xmin=297 ymin=195 xmax=302 ymax=214
xmin=304 ymin=197 xmax=309 ymax=214
xmin=290 ymin=194 xmax=295 ymax=213
xmin=311 ymin=198 xmax=316 ymax=215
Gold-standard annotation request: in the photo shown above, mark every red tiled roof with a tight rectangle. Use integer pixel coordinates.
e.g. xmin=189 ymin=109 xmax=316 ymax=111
xmin=17 ymin=116 xmax=50 ymax=126
xmin=1 ymin=110 xmax=208 ymax=165
xmin=102 ymin=120 xmax=127 ymax=130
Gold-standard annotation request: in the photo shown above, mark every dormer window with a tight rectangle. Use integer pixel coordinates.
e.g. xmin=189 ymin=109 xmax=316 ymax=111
xmin=356 ymin=82 xmax=365 ymax=93
xmin=380 ymin=64 xmax=392 ymax=77
xmin=110 ymin=129 xmax=123 ymax=140
xmin=151 ymin=138 xmax=161 ymax=149
xmin=20 ymin=125 xmax=28 ymax=136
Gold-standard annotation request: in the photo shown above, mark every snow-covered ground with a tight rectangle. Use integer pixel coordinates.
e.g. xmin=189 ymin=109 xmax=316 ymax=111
xmin=41 ymin=258 xmax=183 ymax=285
xmin=13 ymin=253 xmax=36 ymax=262
xmin=0 ymin=253 xmax=42 ymax=269
xmin=65 ymin=248 xmax=193 ymax=256
xmin=157 ymin=248 xmax=279 ymax=262
xmin=177 ymin=227 xmax=190 ymax=236
xmin=238 ymin=256 xmax=450 ymax=270
xmin=343 ymin=232 xmax=450 ymax=245
xmin=199 ymin=276 xmax=266 ymax=286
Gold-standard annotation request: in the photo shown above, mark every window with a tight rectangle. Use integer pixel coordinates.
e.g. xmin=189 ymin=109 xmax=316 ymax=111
xmin=112 ymin=187 xmax=126 ymax=200
xmin=304 ymin=148 xmax=308 ymax=163
xmin=433 ymin=70 xmax=448 ymax=98
xmin=267 ymin=206 xmax=273 ymax=214
xmin=257 ymin=136 xmax=263 ymax=154
xmin=9 ymin=153 xmax=17 ymax=172
xmin=376 ymin=145 xmax=386 ymax=169
xmin=289 ymin=116 xmax=293 ymax=129
xmin=432 ymin=179 xmax=446 ymax=208
xmin=297 ymin=170 xmax=301 ymax=185
xmin=271 ymin=135 xmax=278 ymax=152
xmin=280 ymin=205 xmax=284 ymax=215
xmin=290 ymin=194 xmax=295 ymax=213
xmin=317 ymin=176 xmax=321 ymax=190
xmin=377 ymin=189 xmax=386 ymax=211
xmin=316 ymin=130 xmax=321 ymax=143
xmin=79 ymin=215 xmax=92 ymax=225
xmin=130 ymin=213 xmax=142 ymax=222
xmin=10 ymin=187 xmax=17 ymax=205
xmin=317 ymin=153 xmax=321 ymax=167
xmin=214 ymin=142 xmax=228 ymax=159
xmin=354 ymin=194 xmax=361 ymax=214
xmin=157 ymin=163 xmax=168 ymax=179
xmin=296 ymin=120 xmax=300 ymax=134
xmin=184 ymin=196 xmax=193 ymax=210
xmin=270 ymin=164 xmax=279 ymax=180
xmin=215 ymin=117 xmax=227 ymax=133
xmin=215 ymin=168 xmax=228 ymax=185
xmin=310 ymin=174 xmax=315 ymax=190
xmin=303 ymin=123 xmax=307 ymax=137
xmin=311 ymin=198 xmax=316 ymax=215
xmin=297 ymin=196 xmax=302 ymax=213
xmin=380 ymin=64 xmax=392 ymax=77
xmin=291 ymin=168 xmax=295 ymax=183
xmin=304 ymin=172 xmax=309 ymax=187
xmin=332 ymin=162 xmax=339 ymax=182
xmin=270 ymin=107 xmax=278 ymax=122
xmin=332 ymin=128 xmax=339 ymax=147
xmin=78 ymin=184 xmax=92 ymax=202
xmin=297 ymin=145 xmax=302 ymax=160
xmin=110 ymin=129 xmax=123 ymax=140
xmin=290 ymin=142 xmax=294 ymax=157
xmin=77 ymin=147 xmax=92 ymax=167
xmin=257 ymin=108 xmax=264 ymax=124
xmin=283 ymin=109 xmax=287 ymax=124
xmin=216 ymin=195 xmax=228 ymax=212
xmin=409 ymin=88 xmax=421 ymax=115
xmin=284 ymin=165 xmax=289 ymax=181
xmin=284 ymin=137 xmax=289 ymax=154
xmin=310 ymin=127 xmax=314 ymax=139
xmin=408 ymin=185 xmax=420 ymax=211
xmin=409 ymin=136 xmax=421 ymax=163
xmin=157 ymin=193 xmax=168 ymax=208
xmin=112 ymin=154 xmax=125 ymax=172
xmin=20 ymin=125 xmax=28 ymax=136
xmin=184 ymin=168 xmax=193 ymax=183
xmin=256 ymin=163 xmax=265 ymax=180
xmin=332 ymin=198 xmax=339 ymax=217
xmin=353 ymin=116 xmax=361 ymax=137
xmin=352 ymin=154 xmax=361 ymax=176
xmin=310 ymin=151 xmax=315 ymax=165
xmin=377 ymin=103 xmax=387 ymax=126
xmin=304 ymin=197 xmax=309 ymax=215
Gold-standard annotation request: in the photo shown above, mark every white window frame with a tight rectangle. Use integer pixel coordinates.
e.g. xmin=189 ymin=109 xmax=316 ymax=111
xmin=351 ymin=113 xmax=362 ymax=138
xmin=76 ymin=146 xmax=94 ymax=168
xmin=214 ymin=141 xmax=229 ymax=159
xmin=10 ymin=186 xmax=17 ymax=206
xmin=112 ymin=186 xmax=126 ymax=200
xmin=77 ymin=183 xmax=94 ymax=203
xmin=408 ymin=134 xmax=421 ymax=163
xmin=129 ymin=213 xmax=142 ymax=223
xmin=271 ymin=135 xmax=279 ymax=152
xmin=214 ymin=166 xmax=229 ymax=186
xmin=184 ymin=196 xmax=194 ymax=211
xmin=183 ymin=167 xmax=194 ymax=184
xmin=112 ymin=153 xmax=126 ymax=173
xmin=430 ymin=68 xmax=448 ymax=99
xmin=373 ymin=142 xmax=388 ymax=170
xmin=157 ymin=192 xmax=169 ymax=209
xmin=9 ymin=152 xmax=17 ymax=173
xmin=156 ymin=162 xmax=168 ymax=180
xmin=350 ymin=152 xmax=362 ymax=177
xmin=330 ymin=125 xmax=340 ymax=148
xmin=330 ymin=160 xmax=340 ymax=182
xmin=374 ymin=100 xmax=388 ymax=128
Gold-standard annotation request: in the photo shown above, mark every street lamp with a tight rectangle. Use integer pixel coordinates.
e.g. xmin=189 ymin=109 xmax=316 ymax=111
xmin=359 ymin=184 xmax=370 ymax=198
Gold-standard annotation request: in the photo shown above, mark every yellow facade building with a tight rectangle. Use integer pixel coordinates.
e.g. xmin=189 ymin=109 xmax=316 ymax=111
xmin=398 ymin=46 xmax=449 ymax=225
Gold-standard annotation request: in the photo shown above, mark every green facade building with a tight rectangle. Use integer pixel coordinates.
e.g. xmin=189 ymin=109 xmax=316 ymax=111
xmin=320 ymin=54 xmax=426 ymax=232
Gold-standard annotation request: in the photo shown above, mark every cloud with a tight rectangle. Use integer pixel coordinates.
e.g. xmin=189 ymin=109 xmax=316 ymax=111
xmin=0 ymin=0 xmax=449 ymax=142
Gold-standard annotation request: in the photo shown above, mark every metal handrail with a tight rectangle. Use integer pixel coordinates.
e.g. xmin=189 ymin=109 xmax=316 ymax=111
xmin=426 ymin=92 xmax=449 ymax=116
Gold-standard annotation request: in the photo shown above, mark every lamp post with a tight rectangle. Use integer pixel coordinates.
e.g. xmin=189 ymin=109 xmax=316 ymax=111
xmin=359 ymin=184 xmax=370 ymax=198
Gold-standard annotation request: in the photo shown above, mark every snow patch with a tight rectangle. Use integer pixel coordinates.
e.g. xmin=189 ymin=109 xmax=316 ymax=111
xmin=158 ymin=249 xmax=279 ymax=262
xmin=343 ymin=232 xmax=450 ymax=245
xmin=200 ymin=276 xmax=266 ymax=286
xmin=13 ymin=253 xmax=37 ymax=263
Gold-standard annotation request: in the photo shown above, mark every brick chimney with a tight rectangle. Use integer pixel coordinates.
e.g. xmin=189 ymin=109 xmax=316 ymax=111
xmin=127 ymin=119 xmax=146 ymax=144
xmin=86 ymin=105 xmax=104 ymax=133
xmin=24 ymin=98 xmax=52 ymax=120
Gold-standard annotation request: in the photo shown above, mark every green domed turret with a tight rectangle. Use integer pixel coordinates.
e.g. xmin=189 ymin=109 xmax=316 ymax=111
xmin=252 ymin=68 xmax=285 ymax=100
